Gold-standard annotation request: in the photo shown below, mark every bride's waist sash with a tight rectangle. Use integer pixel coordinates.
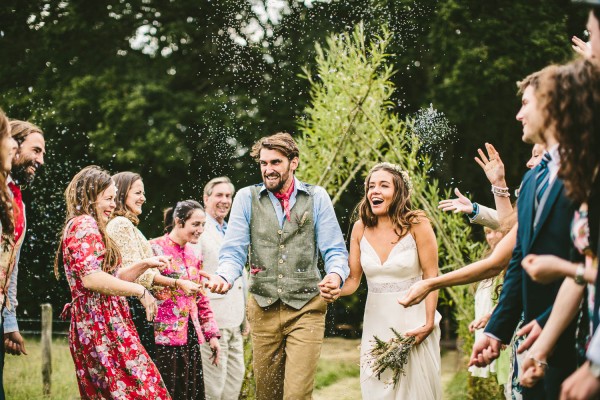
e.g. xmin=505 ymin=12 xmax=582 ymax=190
xmin=368 ymin=275 xmax=422 ymax=293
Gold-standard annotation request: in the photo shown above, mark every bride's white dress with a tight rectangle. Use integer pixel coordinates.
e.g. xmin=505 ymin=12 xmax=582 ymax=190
xmin=360 ymin=234 xmax=442 ymax=400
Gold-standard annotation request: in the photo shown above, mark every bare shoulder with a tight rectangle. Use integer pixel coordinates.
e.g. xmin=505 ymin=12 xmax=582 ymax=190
xmin=351 ymin=219 xmax=365 ymax=237
xmin=410 ymin=212 xmax=434 ymax=237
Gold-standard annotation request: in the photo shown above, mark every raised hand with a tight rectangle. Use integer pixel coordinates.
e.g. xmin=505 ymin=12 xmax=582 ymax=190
xmin=318 ymin=273 xmax=342 ymax=303
xmin=572 ymin=36 xmax=593 ymax=59
xmin=474 ymin=143 xmax=506 ymax=187
xmin=438 ymin=188 xmax=473 ymax=214
xmin=398 ymin=280 xmax=434 ymax=307
xmin=469 ymin=335 xmax=501 ymax=367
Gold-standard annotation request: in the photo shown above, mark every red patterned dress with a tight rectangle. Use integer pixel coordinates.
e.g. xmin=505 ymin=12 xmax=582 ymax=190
xmin=62 ymin=215 xmax=170 ymax=400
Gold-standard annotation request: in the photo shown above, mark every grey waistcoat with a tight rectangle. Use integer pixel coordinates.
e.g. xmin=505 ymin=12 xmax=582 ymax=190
xmin=248 ymin=184 xmax=320 ymax=309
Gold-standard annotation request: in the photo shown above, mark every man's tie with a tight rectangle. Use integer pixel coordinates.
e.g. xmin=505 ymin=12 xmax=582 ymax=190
xmin=535 ymin=152 xmax=552 ymax=210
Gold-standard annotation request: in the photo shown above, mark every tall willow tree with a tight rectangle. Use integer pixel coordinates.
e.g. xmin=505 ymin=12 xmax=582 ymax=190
xmin=297 ymin=24 xmax=502 ymax=398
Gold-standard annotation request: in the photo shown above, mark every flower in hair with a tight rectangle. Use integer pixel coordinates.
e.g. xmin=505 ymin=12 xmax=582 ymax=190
xmin=370 ymin=162 xmax=413 ymax=195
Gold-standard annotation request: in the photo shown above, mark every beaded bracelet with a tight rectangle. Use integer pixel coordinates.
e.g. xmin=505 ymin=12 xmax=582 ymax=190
xmin=491 ymin=185 xmax=510 ymax=197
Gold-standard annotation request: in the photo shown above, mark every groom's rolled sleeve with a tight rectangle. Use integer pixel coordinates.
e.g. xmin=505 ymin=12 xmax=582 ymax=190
xmin=217 ymin=187 xmax=252 ymax=285
xmin=313 ymin=186 xmax=349 ymax=283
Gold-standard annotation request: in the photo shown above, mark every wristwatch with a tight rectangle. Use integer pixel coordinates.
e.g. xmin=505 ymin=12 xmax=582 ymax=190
xmin=574 ymin=263 xmax=586 ymax=286
xmin=589 ymin=361 xmax=600 ymax=379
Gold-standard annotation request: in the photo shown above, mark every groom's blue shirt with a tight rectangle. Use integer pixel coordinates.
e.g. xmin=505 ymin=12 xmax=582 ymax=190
xmin=216 ymin=176 xmax=349 ymax=285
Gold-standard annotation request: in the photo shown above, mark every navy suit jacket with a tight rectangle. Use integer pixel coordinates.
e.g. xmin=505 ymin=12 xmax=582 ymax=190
xmin=485 ymin=165 xmax=577 ymax=365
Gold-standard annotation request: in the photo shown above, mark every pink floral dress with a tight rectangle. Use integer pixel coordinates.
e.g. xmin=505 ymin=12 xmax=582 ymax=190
xmin=62 ymin=215 xmax=170 ymax=400
xmin=149 ymin=234 xmax=220 ymax=345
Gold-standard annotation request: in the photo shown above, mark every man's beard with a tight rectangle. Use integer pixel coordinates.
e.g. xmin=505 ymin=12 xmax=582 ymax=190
xmin=263 ymin=171 xmax=289 ymax=193
xmin=12 ymin=157 xmax=39 ymax=186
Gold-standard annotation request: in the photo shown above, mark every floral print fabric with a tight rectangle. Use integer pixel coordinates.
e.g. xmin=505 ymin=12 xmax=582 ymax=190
xmin=62 ymin=215 xmax=170 ymax=400
xmin=150 ymin=234 xmax=220 ymax=346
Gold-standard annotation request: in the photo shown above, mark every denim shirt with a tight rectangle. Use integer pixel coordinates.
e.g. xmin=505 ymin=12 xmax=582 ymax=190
xmin=217 ymin=177 xmax=349 ymax=285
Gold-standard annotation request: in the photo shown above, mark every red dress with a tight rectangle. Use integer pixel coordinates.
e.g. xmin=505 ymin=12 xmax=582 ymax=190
xmin=62 ymin=215 xmax=170 ymax=399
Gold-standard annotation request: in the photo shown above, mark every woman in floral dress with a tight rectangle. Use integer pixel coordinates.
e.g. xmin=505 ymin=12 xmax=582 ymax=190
xmin=54 ymin=165 xmax=171 ymax=400
xmin=150 ymin=200 xmax=220 ymax=400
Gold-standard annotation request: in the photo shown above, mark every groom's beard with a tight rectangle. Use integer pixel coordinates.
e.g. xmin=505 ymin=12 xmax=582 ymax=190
xmin=263 ymin=170 xmax=291 ymax=193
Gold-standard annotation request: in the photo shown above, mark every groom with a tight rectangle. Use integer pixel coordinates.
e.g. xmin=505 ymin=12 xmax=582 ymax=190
xmin=205 ymin=132 xmax=349 ymax=400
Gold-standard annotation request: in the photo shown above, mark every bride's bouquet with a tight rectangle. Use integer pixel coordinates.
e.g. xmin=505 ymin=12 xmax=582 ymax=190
xmin=366 ymin=328 xmax=415 ymax=387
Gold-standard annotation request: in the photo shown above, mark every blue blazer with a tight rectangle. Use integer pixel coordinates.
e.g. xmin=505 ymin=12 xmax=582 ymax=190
xmin=485 ymin=166 xmax=577 ymax=365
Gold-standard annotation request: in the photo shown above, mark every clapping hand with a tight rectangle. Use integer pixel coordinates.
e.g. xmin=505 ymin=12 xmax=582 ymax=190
xmin=438 ymin=188 xmax=473 ymax=214
xmin=474 ymin=143 xmax=506 ymax=186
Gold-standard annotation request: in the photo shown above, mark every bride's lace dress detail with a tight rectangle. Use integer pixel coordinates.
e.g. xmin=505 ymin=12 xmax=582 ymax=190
xmin=360 ymin=234 xmax=442 ymax=399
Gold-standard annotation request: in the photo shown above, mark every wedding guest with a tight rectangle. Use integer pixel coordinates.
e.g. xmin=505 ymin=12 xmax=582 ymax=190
xmin=190 ymin=177 xmax=247 ymax=400
xmin=512 ymin=59 xmax=600 ymax=398
xmin=107 ymin=172 xmax=201 ymax=358
xmin=204 ymin=133 xmax=349 ymax=400
xmin=341 ymin=162 xmax=442 ymax=399
xmin=469 ymin=65 xmax=578 ymax=399
xmin=0 ymin=110 xmax=17 ymax=399
xmin=150 ymin=200 xmax=220 ymax=400
xmin=54 ymin=165 xmax=170 ymax=399
xmin=3 ymin=119 xmax=46 ymax=360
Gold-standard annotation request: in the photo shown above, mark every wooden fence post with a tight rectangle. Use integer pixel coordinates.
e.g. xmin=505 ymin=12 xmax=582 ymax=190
xmin=41 ymin=303 xmax=52 ymax=397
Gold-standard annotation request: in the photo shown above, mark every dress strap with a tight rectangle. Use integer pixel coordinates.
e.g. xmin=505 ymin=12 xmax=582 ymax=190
xmin=368 ymin=275 xmax=422 ymax=294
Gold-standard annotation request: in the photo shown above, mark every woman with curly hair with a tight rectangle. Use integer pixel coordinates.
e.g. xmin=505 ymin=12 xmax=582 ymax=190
xmin=340 ymin=162 xmax=441 ymax=399
xmin=512 ymin=59 xmax=600 ymax=397
xmin=55 ymin=166 xmax=170 ymax=399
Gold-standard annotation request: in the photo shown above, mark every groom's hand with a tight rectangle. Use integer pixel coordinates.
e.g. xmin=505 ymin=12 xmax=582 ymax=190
xmin=318 ymin=273 xmax=341 ymax=303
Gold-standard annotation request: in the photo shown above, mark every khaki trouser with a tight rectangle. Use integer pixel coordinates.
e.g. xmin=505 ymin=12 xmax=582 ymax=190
xmin=200 ymin=327 xmax=245 ymax=400
xmin=247 ymin=295 xmax=326 ymax=400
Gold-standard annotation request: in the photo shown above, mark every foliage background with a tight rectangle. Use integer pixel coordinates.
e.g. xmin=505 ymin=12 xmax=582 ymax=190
xmin=0 ymin=1 xmax=586 ymax=334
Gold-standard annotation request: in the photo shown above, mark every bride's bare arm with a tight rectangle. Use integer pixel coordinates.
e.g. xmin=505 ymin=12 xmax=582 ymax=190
xmin=340 ymin=221 xmax=364 ymax=296
xmin=404 ymin=216 xmax=439 ymax=344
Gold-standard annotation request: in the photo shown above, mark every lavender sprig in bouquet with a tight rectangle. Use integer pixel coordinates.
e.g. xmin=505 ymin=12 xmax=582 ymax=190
xmin=366 ymin=328 xmax=415 ymax=387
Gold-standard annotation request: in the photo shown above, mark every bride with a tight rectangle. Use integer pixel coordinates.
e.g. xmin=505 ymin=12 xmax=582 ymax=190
xmin=340 ymin=162 xmax=442 ymax=399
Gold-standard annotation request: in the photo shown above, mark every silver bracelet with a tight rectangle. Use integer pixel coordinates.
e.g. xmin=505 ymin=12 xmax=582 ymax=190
xmin=491 ymin=185 xmax=510 ymax=197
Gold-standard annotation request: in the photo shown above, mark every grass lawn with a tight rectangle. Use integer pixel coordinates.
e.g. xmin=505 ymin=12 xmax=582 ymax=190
xmin=4 ymin=335 xmax=79 ymax=400
xmin=4 ymin=335 xmax=462 ymax=399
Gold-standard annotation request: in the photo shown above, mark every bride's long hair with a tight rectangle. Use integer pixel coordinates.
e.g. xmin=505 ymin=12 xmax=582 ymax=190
xmin=357 ymin=162 xmax=424 ymax=241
